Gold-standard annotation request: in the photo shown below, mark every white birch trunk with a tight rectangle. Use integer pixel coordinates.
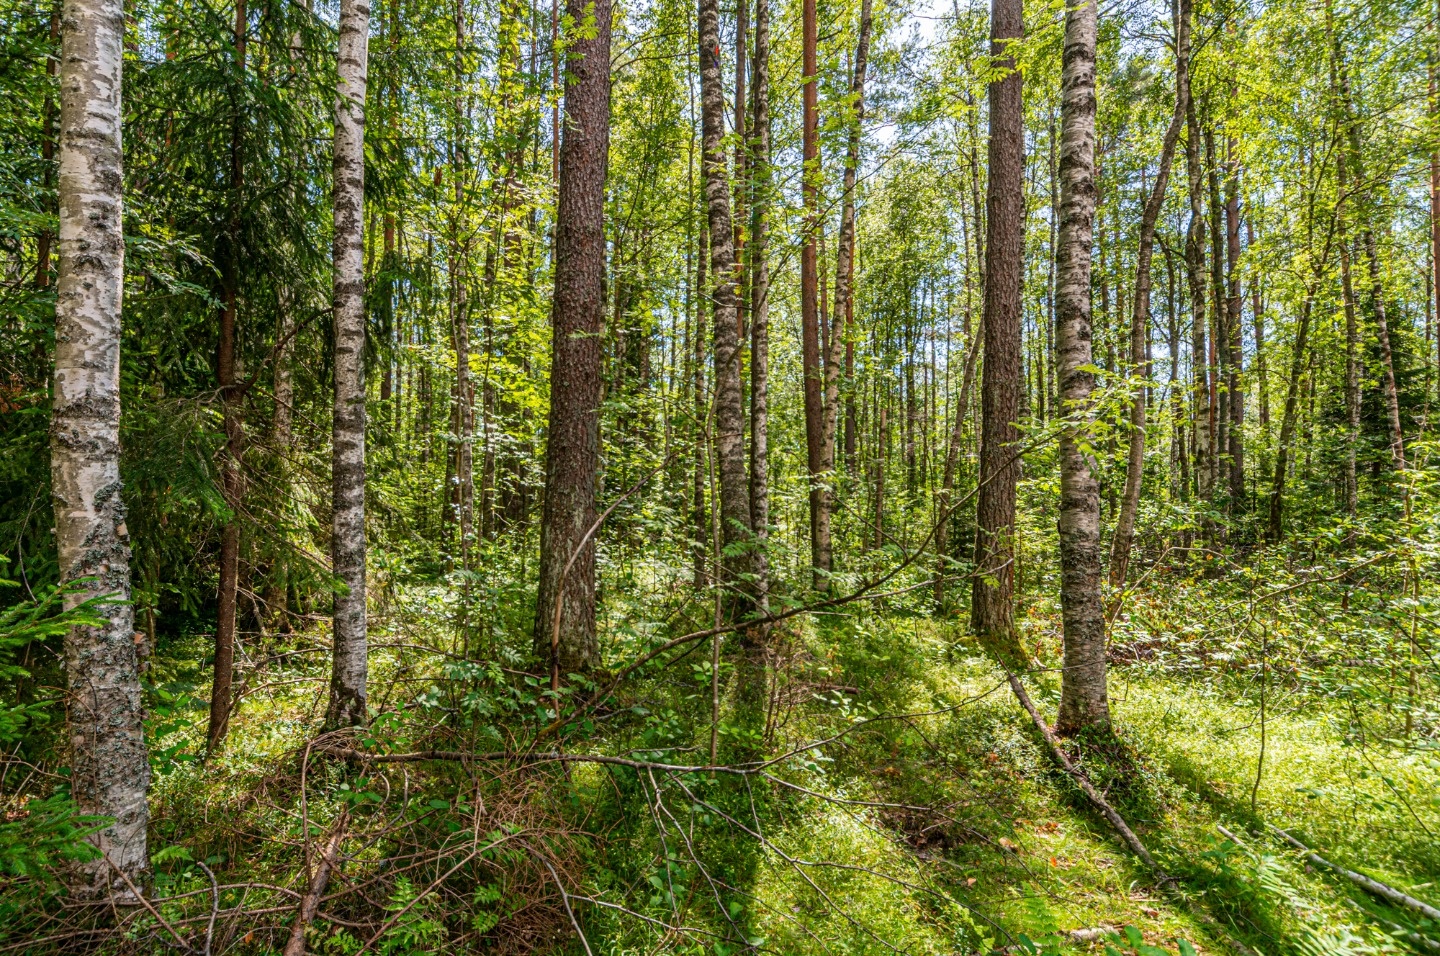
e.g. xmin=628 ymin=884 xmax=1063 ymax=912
xmin=699 ymin=0 xmax=754 ymax=618
xmin=328 ymin=0 xmax=371 ymax=728
xmin=51 ymin=0 xmax=150 ymax=892
xmin=1051 ymin=0 xmax=1107 ymax=736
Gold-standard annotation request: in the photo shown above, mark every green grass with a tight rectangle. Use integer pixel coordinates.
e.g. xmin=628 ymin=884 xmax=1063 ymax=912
xmin=699 ymin=612 xmax=1440 ymax=956
xmin=41 ymin=595 xmax=1435 ymax=956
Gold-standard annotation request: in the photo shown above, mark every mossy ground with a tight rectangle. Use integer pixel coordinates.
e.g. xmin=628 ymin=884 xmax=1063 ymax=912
xmin=107 ymin=596 xmax=1440 ymax=956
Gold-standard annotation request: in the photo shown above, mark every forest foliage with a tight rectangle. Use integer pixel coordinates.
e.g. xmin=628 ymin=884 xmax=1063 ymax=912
xmin=0 ymin=0 xmax=1438 ymax=948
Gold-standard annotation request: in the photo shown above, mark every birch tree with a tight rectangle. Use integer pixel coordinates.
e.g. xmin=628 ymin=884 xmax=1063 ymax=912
xmin=699 ymin=0 xmax=753 ymax=619
xmin=51 ymin=0 xmax=151 ymax=891
xmin=1052 ymin=0 xmax=1105 ymax=736
xmin=327 ymin=0 xmax=371 ymax=728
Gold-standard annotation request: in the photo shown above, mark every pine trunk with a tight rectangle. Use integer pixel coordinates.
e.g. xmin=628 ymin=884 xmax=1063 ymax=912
xmin=208 ymin=0 xmax=247 ymax=752
xmin=820 ymin=0 xmax=872 ymax=576
xmin=533 ymin=0 xmax=610 ymax=673
xmin=800 ymin=0 xmax=827 ymax=588
xmin=971 ymin=0 xmax=1025 ymax=662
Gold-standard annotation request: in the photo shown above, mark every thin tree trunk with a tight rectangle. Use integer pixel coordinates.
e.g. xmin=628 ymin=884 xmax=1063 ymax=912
xmin=450 ymin=0 xmax=475 ymax=564
xmin=266 ymin=291 xmax=295 ymax=633
xmin=267 ymin=10 xmax=302 ymax=626
xmin=1185 ymin=85 xmax=1210 ymax=507
xmin=1363 ymin=228 xmax=1407 ymax=471
xmin=694 ymin=217 xmax=708 ymax=590
xmin=452 ymin=269 xmax=476 ymax=551
xmin=1433 ymin=39 xmax=1440 ymax=407
xmin=1247 ymin=218 xmax=1269 ymax=432
xmin=1340 ymin=217 xmax=1361 ymax=517
xmin=1041 ymin=111 xmax=1058 ymax=422
xmin=1268 ymin=288 xmax=1319 ymax=539
xmin=533 ymin=0 xmax=611 ymax=672
xmin=872 ymin=404 xmax=887 ymax=549
xmin=820 ymin=0 xmax=872 ymax=576
xmin=972 ymin=0 xmax=1025 ymax=662
xmin=732 ymin=0 xmax=747 ymax=340
xmin=1164 ymin=240 xmax=1190 ymax=503
xmin=1052 ymin=0 xmax=1111 ymax=736
xmin=799 ymin=0 xmax=827 ymax=588
xmin=1331 ymin=28 xmax=1406 ymax=472
xmin=844 ymin=238 xmax=858 ymax=474
xmin=1106 ymin=5 xmax=1187 ymax=593
xmin=1225 ymin=141 xmax=1245 ymax=507
xmin=209 ymin=0 xmax=248 ymax=753
xmin=698 ymin=0 xmax=753 ymax=617
xmin=327 ymin=0 xmax=371 ymax=728
xmin=35 ymin=5 xmax=60 ymax=288
xmin=51 ymin=0 xmax=151 ymax=890
xmin=935 ymin=320 xmax=981 ymax=610
xmin=1206 ymin=130 xmax=1228 ymax=516
xmin=748 ymin=0 xmax=771 ymax=611
xmin=1324 ymin=6 xmax=1361 ymax=517
xmin=550 ymin=0 xmax=559 ymax=185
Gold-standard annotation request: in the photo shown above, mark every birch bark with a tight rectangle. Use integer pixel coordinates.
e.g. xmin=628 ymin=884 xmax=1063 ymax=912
xmin=1052 ymin=0 xmax=1107 ymax=736
xmin=748 ymin=0 xmax=772 ymax=613
xmin=327 ymin=0 xmax=371 ymax=728
xmin=52 ymin=0 xmax=151 ymax=891
xmin=699 ymin=0 xmax=754 ymax=618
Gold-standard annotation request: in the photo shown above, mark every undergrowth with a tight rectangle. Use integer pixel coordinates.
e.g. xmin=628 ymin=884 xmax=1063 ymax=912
xmin=1 ymin=540 xmax=1436 ymax=955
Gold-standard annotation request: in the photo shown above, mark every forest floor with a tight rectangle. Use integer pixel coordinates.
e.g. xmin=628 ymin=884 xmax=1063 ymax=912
xmin=122 ymin=578 xmax=1440 ymax=956
xmin=694 ymin=614 xmax=1440 ymax=955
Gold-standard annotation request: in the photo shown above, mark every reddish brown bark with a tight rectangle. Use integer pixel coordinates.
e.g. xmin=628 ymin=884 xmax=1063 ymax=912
xmin=208 ymin=0 xmax=248 ymax=753
xmin=971 ymin=0 xmax=1025 ymax=662
xmin=533 ymin=0 xmax=611 ymax=672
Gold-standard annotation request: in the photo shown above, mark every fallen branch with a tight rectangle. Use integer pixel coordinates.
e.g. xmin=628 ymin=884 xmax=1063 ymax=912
xmin=196 ymin=861 xmax=219 ymax=956
xmin=102 ymin=851 xmax=193 ymax=953
xmin=283 ymin=812 xmax=349 ymax=956
xmin=1343 ymin=899 xmax=1440 ymax=953
xmin=1272 ymin=827 xmax=1440 ymax=923
xmin=1003 ymin=685 xmax=1264 ymax=954
xmin=1005 ymin=674 xmax=1160 ymax=871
